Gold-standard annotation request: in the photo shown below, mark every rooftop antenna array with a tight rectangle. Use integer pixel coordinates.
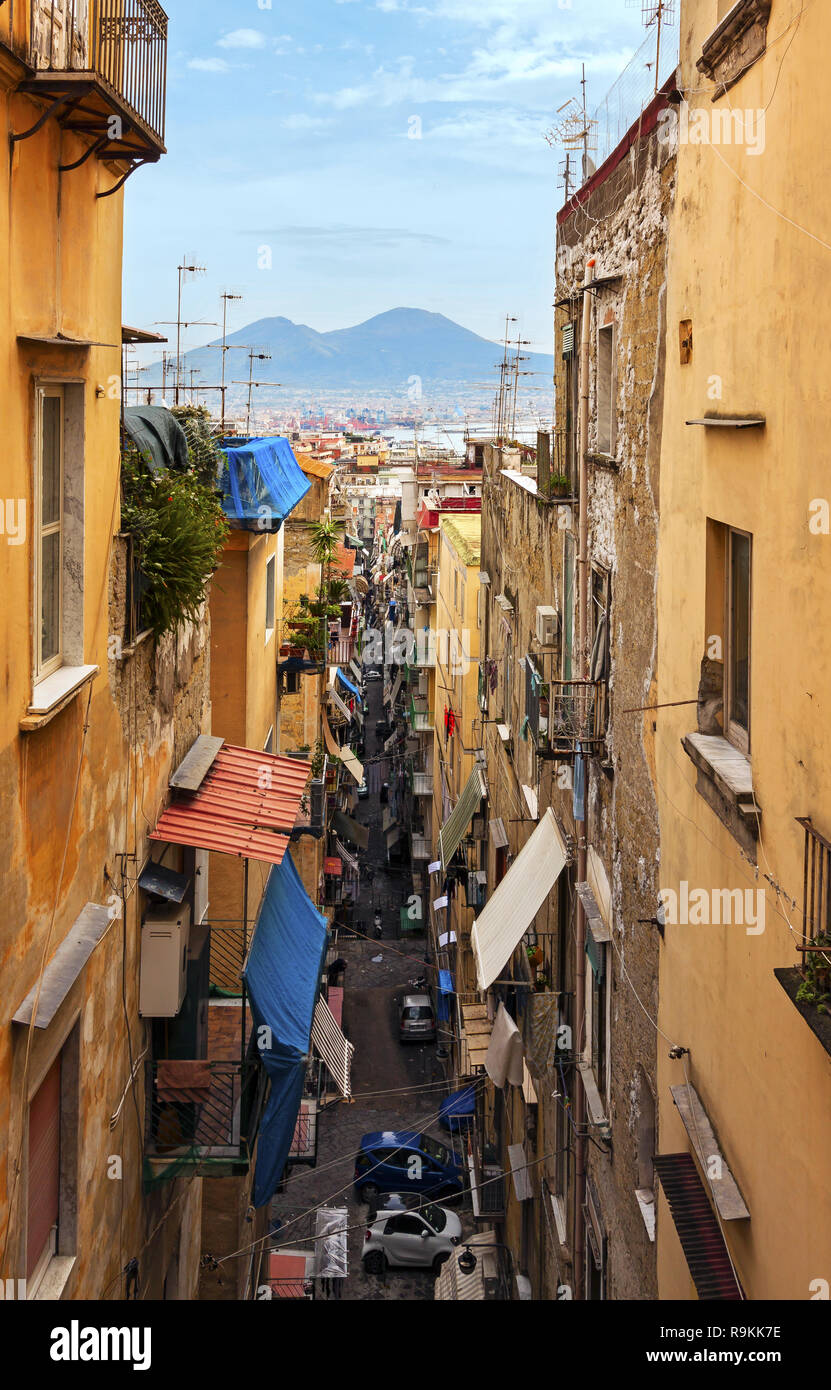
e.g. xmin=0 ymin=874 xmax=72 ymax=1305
xmin=544 ymin=65 xmax=597 ymax=183
xmin=626 ymin=0 xmax=676 ymax=95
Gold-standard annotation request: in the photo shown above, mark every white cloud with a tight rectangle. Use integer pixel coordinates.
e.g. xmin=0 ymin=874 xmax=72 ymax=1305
xmin=217 ymin=28 xmax=266 ymax=49
xmin=281 ymin=114 xmax=336 ymax=131
xmin=188 ymin=57 xmax=230 ymax=72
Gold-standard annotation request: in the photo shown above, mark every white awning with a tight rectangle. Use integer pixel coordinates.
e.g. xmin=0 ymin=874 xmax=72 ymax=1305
xmin=323 ymin=715 xmax=364 ymax=785
xmin=335 ymin=836 xmax=360 ymax=875
xmin=489 ymin=817 xmax=509 ymax=850
xmin=485 ymin=1002 xmax=524 ymax=1088
xmin=508 ymin=1143 xmax=533 ymax=1202
xmin=439 ymin=764 xmax=488 ymax=870
xmin=349 ymin=659 xmax=363 ymax=684
xmin=472 ymin=808 xmax=568 ymax=991
xmin=386 ymin=669 xmax=403 ymax=708
xmin=329 ymin=688 xmax=352 ymax=723
xmin=311 ymin=997 xmax=355 ymax=1099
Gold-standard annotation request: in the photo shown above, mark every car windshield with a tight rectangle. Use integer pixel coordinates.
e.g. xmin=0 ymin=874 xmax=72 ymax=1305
xmin=421 ymin=1204 xmax=447 ymax=1232
xmin=404 ymin=1006 xmax=433 ymax=1020
xmin=420 ymin=1135 xmax=450 ymax=1164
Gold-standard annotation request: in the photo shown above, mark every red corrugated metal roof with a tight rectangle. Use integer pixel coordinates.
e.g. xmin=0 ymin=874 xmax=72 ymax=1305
xmin=151 ymin=744 xmax=311 ymax=866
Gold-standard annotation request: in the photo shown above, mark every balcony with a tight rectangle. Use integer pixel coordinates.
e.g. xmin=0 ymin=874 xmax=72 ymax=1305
xmin=16 ymin=0 xmax=167 ymax=184
xmin=143 ymin=1059 xmax=268 ymax=1181
xmin=412 ymin=710 xmax=435 ymax=734
xmin=412 ymin=772 xmax=434 ymax=797
xmin=411 ymin=834 xmax=432 ymax=860
xmin=538 ymin=679 xmax=608 ymax=759
xmin=775 ymin=817 xmax=831 ymax=1057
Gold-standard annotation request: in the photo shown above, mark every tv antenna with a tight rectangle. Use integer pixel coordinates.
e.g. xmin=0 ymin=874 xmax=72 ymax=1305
xmin=545 ymin=65 xmax=597 ymax=182
xmin=626 ymin=0 xmax=676 ymax=94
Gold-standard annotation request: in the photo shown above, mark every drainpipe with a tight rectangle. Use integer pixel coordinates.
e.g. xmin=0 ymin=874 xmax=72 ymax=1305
xmin=573 ymin=256 xmax=594 ymax=1300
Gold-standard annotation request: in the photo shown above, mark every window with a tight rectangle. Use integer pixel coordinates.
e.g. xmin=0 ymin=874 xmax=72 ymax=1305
xmin=26 ymin=1024 xmax=78 ymax=1297
xmin=726 ymin=529 xmax=751 ymax=751
xmin=596 ymin=324 xmax=616 ymax=456
xmin=283 ymin=670 xmax=300 ymax=695
xmin=265 ymin=555 xmax=276 ymax=639
xmin=586 ymin=937 xmax=608 ymax=1094
xmin=387 ymin=1214 xmax=424 ymax=1236
xmin=705 ymin=521 xmax=751 ymax=753
xmin=36 ymin=388 xmax=64 ymax=680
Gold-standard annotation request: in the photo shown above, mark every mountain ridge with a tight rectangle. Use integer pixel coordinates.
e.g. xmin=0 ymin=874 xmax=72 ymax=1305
xmin=139 ymin=307 xmax=554 ymax=394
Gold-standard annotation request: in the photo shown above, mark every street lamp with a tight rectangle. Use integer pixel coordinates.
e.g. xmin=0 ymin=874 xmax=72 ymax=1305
xmin=457 ymin=1240 xmax=515 ymax=1280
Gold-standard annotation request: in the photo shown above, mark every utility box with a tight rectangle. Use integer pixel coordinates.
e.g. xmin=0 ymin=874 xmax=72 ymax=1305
xmin=140 ymin=902 xmax=191 ymax=1018
xmin=536 ymin=605 xmax=559 ymax=648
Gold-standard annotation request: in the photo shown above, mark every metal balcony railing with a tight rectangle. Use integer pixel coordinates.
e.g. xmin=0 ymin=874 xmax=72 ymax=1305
xmin=411 ymin=834 xmax=432 ymax=860
xmin=797 ymin=818 xmax=831 ymax=958
xmin=144 ymin=1059 xmax=267 ymax=1174
xmin=412 ymin=772 xmax=434 ymax=797
xmin=27 ymin=0 xmax=168 ymax=148
xmin=544 ymin=679 xmax=608 ymax=758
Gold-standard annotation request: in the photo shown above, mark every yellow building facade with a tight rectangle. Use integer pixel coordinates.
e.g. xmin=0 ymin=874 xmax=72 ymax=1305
xmin=656 ymin=0 xmax=831 ymax=1299
xmin=0 ymin=4 xmax=207 ymax=1300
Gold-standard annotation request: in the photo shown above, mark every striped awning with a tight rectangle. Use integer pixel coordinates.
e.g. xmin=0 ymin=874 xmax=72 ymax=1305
xmin=439 ymin=764 xmax=488 ymax=870
xmin=335 ymin=836 xmax=360 ymax=875
xmin=323 ymin=715 xmax=364 ymax=786
xmin=311 ymin=997 xmax=354 ymax=1099
xmin=151 ymin=743 xmax=311 ymax=867
xmin=472 ymin=808 xmax=568 ymax=991
xmin=329 ymin=688 xmax=353 ymax=724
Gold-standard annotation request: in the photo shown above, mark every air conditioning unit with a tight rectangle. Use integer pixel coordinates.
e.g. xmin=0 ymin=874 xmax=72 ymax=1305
xmin=536 ymin=605 xmax=559 ymax=647
xmin=140 ymin=902 xmax=191 ymax=1018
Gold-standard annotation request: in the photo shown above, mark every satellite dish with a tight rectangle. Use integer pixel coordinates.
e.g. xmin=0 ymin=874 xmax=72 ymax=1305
xmin=583 ymin=154 xmax=596 ymax=179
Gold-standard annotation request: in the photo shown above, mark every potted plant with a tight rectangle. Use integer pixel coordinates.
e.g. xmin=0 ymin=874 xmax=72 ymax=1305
xmin=527 ymin=944 xmax=543 ymax=969
xmin=796 ymin=931 xmax=831 ymax=1014
xmin=547 ymin=473 xmax=571 ymax=500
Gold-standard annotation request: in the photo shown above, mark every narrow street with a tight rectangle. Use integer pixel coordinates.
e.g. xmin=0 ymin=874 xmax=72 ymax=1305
xmin=269 ymin=664 xmax=462 ymax=1300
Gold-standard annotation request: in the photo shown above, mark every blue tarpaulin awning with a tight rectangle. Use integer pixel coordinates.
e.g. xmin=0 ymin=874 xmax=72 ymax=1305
xmin=336 ymin=668 xmax=361 ymax=702
xmin=439 ymin=1085 xmax=476 ymax=1133
xmin=219 ymin=436 xmax=311 ymax=530
xmin=243 ymin=852 xmax=329 ymax=1207
xmin=437 ymin=969 xmax=454 ymax=1023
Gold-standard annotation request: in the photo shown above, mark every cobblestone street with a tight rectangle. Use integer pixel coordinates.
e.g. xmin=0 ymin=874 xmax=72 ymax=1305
xmin=269 ymin=669 xmax=472 ymax=1300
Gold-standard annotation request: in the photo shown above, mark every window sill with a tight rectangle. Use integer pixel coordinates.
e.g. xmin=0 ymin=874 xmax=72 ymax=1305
xmin=32 ymin=1254 xmax=76 ymax=1301
xmin=682 ymin=732 xmax=761 ymax=859
xmin=22 ymin=665 xmax=99 ymax=731
xmin=774 ymin=967 xmax=831 ymax=1060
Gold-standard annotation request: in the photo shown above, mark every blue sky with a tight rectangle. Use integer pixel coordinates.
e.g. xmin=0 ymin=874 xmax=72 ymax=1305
xmin=123 ymin=0 xmax=650 ymax=366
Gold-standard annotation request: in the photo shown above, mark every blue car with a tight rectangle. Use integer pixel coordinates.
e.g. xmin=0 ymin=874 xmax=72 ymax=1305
xmin=354 ymin=1131 xmax=465 ymax=1204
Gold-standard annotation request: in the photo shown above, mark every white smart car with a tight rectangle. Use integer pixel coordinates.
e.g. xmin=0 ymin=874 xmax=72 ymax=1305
xmin=362 ymin=1200 xmax=462 ymax=1276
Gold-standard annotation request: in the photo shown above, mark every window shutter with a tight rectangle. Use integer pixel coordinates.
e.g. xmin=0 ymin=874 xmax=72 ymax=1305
xmin=27 ymin=1054 xmax=61 ymax=1278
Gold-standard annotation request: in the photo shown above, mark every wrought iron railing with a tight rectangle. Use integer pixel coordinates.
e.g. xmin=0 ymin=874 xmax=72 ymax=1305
xmin=30 ymin=0 xmax=168 ymax=143
xmin=797 ymin=818 xmax=831 ymax=956
xmin=208 ymin=925 xmax=246 ymax=995
xmin=144 ymin=1059 xmax=265 ymax=1166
